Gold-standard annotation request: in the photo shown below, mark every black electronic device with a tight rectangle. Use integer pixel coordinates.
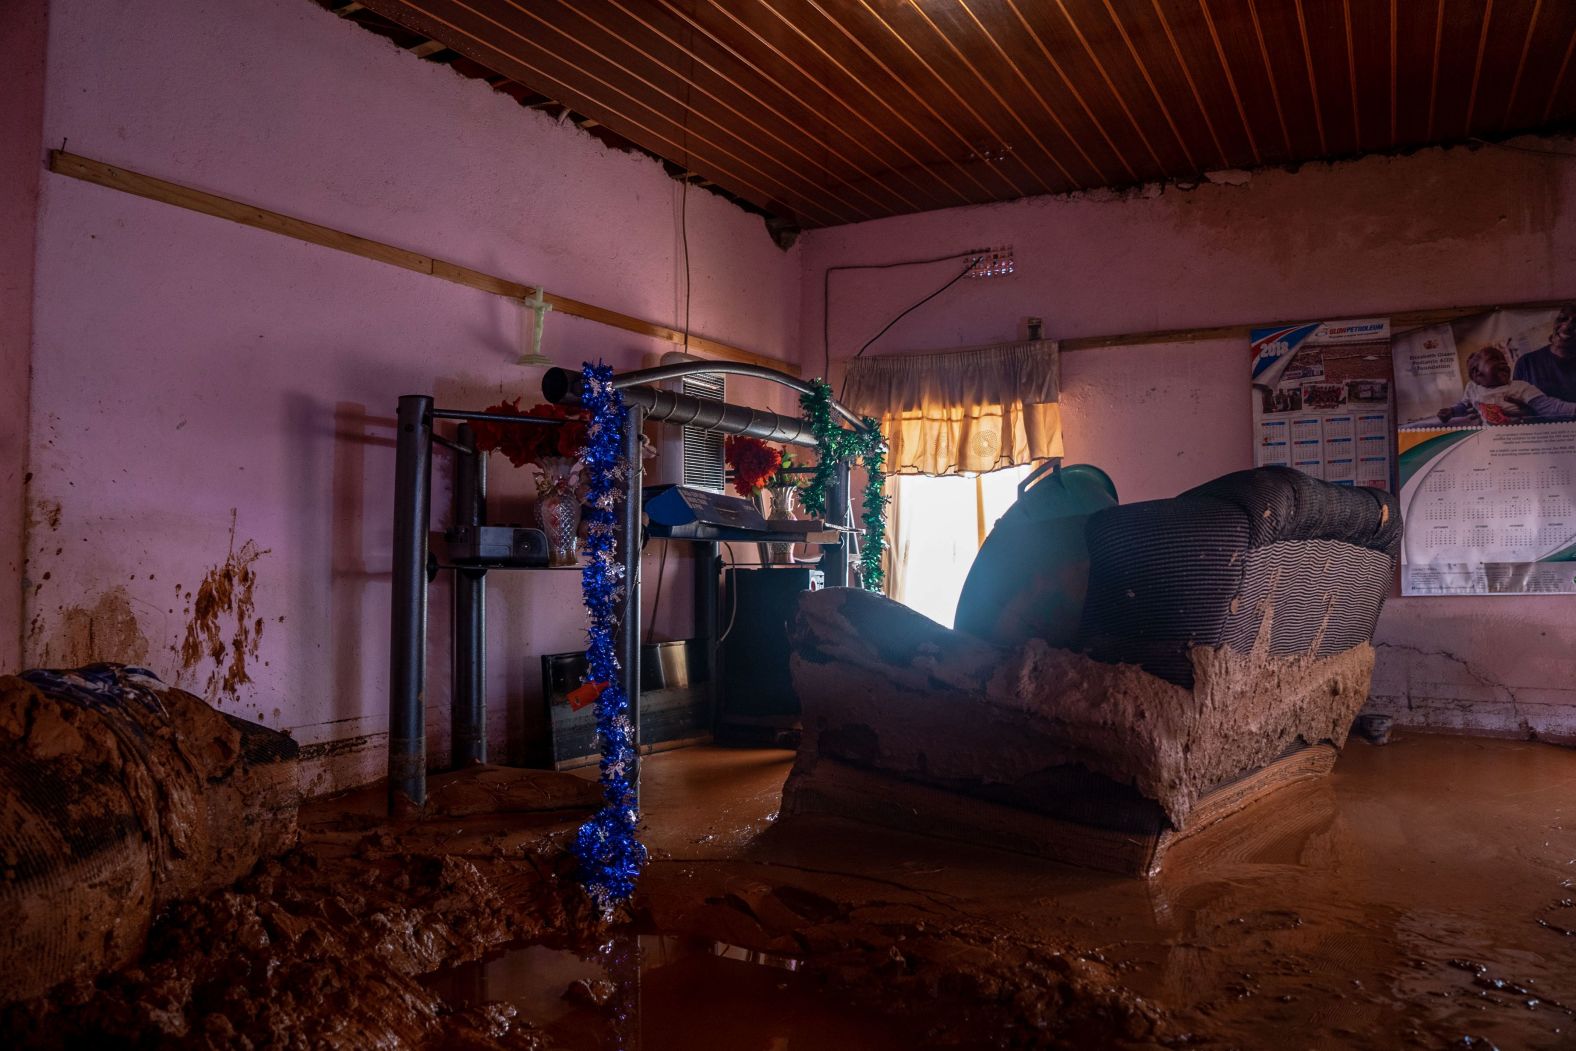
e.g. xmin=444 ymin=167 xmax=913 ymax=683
xmin=445 ymin=524 xmax=549 ymax=568
xmin=644 ymin=484 xmax=766 ymax=530
xmin=717 ymin=567 xmax=823 ymax=745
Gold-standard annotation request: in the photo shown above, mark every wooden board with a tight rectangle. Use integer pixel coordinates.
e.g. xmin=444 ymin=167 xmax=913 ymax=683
xmin=46 ymin=151 xmax=798 ymax=375
xmin=781 ymin=744 xmax=1339 ymax=878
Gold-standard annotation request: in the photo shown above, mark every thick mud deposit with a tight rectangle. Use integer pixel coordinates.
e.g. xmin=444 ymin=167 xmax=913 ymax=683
xmin=5 ymin=735 xmax=1573 ymax=1049
xmin=0 ymin=667 xmax=296 ymax=1003
xmin=3 ymin=767 xmax=609 ymax=1049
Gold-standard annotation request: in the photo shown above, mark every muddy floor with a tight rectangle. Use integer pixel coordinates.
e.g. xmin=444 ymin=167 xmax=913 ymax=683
xmin=6 ymin=732 xmax=1574 ymax=1049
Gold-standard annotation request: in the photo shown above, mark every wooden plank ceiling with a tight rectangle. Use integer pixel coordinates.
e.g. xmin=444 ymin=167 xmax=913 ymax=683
xmin=339 ymin=0 xmax=1576 ymax=231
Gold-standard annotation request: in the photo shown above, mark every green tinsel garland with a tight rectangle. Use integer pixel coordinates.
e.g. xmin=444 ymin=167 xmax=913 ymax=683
xmin=799 ymin=380 xmax=888 ymax=591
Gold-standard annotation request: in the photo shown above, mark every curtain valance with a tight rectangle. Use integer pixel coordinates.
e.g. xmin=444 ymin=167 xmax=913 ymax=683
xmin=842 ymin=339 xmax=1062 ymax=475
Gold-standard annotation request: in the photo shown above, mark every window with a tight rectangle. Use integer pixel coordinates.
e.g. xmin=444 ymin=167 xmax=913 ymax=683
xmin=889 ymin=465 xmax=1030 ymax=627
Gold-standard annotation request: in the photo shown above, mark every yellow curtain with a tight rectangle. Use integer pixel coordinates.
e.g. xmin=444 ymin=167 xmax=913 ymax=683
xmin=842 ymin=339 xmax=1063 ymax=476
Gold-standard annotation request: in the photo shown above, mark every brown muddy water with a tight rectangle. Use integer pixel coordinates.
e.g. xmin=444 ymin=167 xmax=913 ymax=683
xmin=631 ymin=733 xmax=1576 ymax=1049
xmin=7 ymin=732 xmax=1573 ymax=1049
xmin=423 ymin=935 xmax=917 ymax=1050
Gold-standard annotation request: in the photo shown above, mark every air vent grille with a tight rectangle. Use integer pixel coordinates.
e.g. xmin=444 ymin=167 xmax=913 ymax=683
xmin=679 ymin=372 xmax=726 ymax=492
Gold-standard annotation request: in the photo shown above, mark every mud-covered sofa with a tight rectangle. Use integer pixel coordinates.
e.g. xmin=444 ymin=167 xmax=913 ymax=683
xmin=0 ymin=664 xmax=299 ymax=1003
xmin=783 ymin=467 xmax=1401 ymax=875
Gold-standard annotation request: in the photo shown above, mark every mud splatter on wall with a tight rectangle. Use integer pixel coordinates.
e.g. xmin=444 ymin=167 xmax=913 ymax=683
xmin=179 ymin=520 xmax=269 ymax=702
xmin=38 ymin=586 xmax=151 ymax=668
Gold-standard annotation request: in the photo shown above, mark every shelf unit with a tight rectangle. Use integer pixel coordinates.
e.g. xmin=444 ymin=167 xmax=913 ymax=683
xmin=386 ymin=368 xmax=876 ymax=813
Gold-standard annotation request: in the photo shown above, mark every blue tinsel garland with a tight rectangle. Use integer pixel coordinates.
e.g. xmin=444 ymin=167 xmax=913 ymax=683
xmin=571 ymin=361 xmax=647 ymax=915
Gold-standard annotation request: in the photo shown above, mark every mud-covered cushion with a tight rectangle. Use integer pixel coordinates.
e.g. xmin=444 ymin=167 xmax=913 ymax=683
xmin=1077 ymin=468 xmax=1398 ymax=687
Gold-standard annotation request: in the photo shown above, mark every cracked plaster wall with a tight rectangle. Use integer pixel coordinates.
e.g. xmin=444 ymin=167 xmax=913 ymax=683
xmin=801 ymin=142 xmax=1576 ymax=740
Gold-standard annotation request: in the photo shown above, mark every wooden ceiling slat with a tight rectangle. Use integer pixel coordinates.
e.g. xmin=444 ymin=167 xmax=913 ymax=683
xmin=640 ymin=0 xmax=965 ymax=215
xmin=361 ymin=0 xmax=846 ymax=226
xmin=1340 ymin=0 xmax=1393 ymax=154
xmin=898 ymin=1 xmax=1088 ymax=191
xmin=342 ymin=0 xmax=1576 ymax=230
xmin=952 ymin=0 xmax=1115 ymax=186
xmin=466 ymin=0 xmax=877 ymax=224
xmin=1242 ymin=0 xmax=1297 ymax=157
xmin=842 ymin=0 xmax=1060 ymax=196
xmin=1197 ymin=0 xmax=1265 ymax=165
xmin=1246 ymin=0 xmax=1327 ymax=159
xmin=1048 ymin=0 xmax=1175 ymax=174
xmin=532 ymin=0 xmax=917 ymax=220
xmin=699 ymin=1 xmax=999 ymax=209
xmin=1465 ymin=0 xmax=1496 ymax=133
xmin=1147 ymin=0 xmax=1229 ymax=170
xmin=1110 ymin=0 xmax=1264 ymax=172
xmin=1008 ymin=0 xmax=1147 ymax=181
xmin=1391 ymin=0 xmax=1440 ymax=145
xmin=1430 ymin=1 xmax=1493 ymax=141
xmin=1426 ymin=0 xmax=1448 ymax=139
xmin=1095 ymin=0 xmax=1204 ymax=174
xmin=1545 ymin=27 xmax=1576 ymax=123
xmin=1290 ymin=0 xmax=1330 ymax=155
xmin=1295 ymin=0 xmax=1365 ymax=157
xmin=1342 ymin=0 xmax=1361 ymax=148
xmin=781 ymin=0 xmax=1037 ymax=201
xmin=1390 ymin=0 xmax=1399 ymax=143
xmin=1503 ymin=2 xmax=1576 ymax=127
xmin=1463 ymin=0 xmax=1543 ymax=137
xmin=1003 ymin=0 xmax=1156 ymax=181
xmin=1504 ymin=0 xmax=1544 ymax=128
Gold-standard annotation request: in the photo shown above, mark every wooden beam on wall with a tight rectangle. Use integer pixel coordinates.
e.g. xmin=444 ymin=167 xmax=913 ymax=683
xmin=47 ymin=150 xmax=799 ymax=375
xmin=1059 ymin=299 xmax=1576 ymax=354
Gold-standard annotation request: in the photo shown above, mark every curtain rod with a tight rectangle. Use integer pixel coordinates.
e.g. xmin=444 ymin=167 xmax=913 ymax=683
xmin=46 ymin=150 xmax=799 ymax=376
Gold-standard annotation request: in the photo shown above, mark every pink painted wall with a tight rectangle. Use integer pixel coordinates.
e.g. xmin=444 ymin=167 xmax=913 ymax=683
xmin=801 ymin=145 xmax=1576 ymax=740
xmin=0 ymin=0 xmax=48 ymax=672
xmin=24 ymin=0 xmax=800 ymax=792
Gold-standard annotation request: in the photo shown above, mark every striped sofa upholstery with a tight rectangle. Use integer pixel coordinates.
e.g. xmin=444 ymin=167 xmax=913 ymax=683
xmin=1076 ymin=467 xmax=1401 ymax=688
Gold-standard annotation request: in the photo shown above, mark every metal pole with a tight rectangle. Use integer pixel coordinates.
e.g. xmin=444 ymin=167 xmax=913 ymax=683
xmin=619 ymin=406 xmax=645 ymax=803
xmin=824 ymin=460 xmax=852 ymax=588
xmin=694 ymin=541 xmax=719 ymax=732
xmin=389 ymin=394 xmax=433 ymax=812
xmin=451 ymin=423 xmax=487 ymax=768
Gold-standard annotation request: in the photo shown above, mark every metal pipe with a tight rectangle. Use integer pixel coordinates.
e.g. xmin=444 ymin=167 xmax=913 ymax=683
xmin=431 ymin=407 xmax=564 ymax=426
xmin=620 ymin=406 xmax=646 ymax=804
xmin=451 ymin=423 xmax=486 ymax=768
xmin=604 ymin=360 xmax=873 ymax=433
xmin=543 ymin=368 xmax=819 ymax=446
xmin=389 ymin=394 xmax=433 ymax=811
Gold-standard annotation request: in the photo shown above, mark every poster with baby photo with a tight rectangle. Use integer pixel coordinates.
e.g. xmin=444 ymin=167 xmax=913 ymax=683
xmin=1392 ymin=307 xmax=1576 ymax=596
xmin=1394 ymin=308 xmax=1576 ymax=429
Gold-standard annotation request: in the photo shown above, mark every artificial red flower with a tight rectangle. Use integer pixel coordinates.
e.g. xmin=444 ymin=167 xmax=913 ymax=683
xmin=473 ymin=400 xmax=589 ymax=468
xmin=725 ymin=435 xmax=782 ymax=497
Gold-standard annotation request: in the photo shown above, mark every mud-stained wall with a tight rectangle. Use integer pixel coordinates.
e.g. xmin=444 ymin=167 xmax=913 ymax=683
xmin=0 ymin=0 xmax=48 ymax=672
xmin=23 ymin=0 xmax=800 ymax=793
xmin=800 ymin=144 xmax=1576 ymax=741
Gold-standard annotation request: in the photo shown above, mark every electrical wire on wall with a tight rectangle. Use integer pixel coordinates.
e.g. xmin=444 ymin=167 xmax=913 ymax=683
xmin=822 ymin=249 xmax=987 ymax=377
xmin=851 ymin=255 xmax=983 ymax=362
xmin=648 ymin=34 xmax=696 ymax=646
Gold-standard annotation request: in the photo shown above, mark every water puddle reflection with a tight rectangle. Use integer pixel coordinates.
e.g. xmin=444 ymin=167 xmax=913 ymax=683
xmin=423 ymin=934 xmax=911 ymax=1050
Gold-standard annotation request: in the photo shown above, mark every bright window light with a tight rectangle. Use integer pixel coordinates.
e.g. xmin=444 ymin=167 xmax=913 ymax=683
xmin=890 ymin=465 xmax=1030 ymax=628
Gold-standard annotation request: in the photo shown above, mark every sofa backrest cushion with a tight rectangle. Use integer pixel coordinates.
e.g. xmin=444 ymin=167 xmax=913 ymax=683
xmin=1076 ymin=468 xmax=1399 ymax=687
